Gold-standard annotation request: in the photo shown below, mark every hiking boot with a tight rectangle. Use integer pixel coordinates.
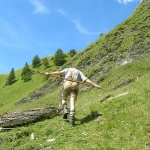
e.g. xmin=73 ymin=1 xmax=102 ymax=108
xmin=63 ymin=113 xmax=68 ymax=119
xmin=70 ymin=116 xmax=75 ymax=126
xmin=63 ymin=105 xmax=68 ymax=119
xmin=70 ymin=110 xmax=75 ymax=126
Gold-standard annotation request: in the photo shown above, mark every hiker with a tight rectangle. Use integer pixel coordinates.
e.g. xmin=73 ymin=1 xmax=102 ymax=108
xmin=44 ymin=67 xmax=101 ymax=126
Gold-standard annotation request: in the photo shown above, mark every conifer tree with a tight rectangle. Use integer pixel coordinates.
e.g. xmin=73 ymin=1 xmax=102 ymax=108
xmin=6 ymin=68 xmax=16 ymax=85
xmin=53 ymin=48 xmax=66 ymax=66
xmin=42 ymin=57 xmax=49 ymax=69
xmin=69 ymin=49 xmax=77 ymax=57
xmin=21 ymin=62 xmax=32 ymax=82
xmin=32 ymin=54 xmax=41 ymax=68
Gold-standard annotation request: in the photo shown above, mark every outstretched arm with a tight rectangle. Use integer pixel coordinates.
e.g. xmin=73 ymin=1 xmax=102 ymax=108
xmin=85 ymin=79 xmax=101 ymax=89
xmin=44 ymin=71 xmax=61 ymax=76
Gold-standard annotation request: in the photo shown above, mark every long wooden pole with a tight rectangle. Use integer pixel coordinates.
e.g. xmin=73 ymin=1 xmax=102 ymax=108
xmin=37 ymin=71 xmax=95 ymax=87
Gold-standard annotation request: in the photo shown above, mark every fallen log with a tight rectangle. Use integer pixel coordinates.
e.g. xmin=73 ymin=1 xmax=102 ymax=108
xmin=0 ymin=107 xmax=59 ymax=128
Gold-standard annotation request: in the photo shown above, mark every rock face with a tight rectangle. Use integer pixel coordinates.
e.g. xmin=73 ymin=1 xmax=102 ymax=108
xmin=15 ymin=79 xmax=61 ymax=105
xmin=0 ymin=107 xmax=59 ymax=128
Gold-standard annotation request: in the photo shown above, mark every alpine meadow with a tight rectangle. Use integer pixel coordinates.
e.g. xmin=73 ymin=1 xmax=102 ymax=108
xmin=0 ymin=0 xmax=150 ymax=149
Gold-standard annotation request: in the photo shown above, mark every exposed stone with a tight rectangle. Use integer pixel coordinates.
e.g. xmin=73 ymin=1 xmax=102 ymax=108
xmin=16 ymin=79 xmax=61 ymax=105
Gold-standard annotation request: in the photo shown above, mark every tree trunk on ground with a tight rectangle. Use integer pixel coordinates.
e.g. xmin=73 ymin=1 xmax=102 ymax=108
xmin=0 ymin=107 xmax=60 ymax=128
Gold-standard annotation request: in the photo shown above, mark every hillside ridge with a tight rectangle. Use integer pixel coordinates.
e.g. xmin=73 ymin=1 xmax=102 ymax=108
xmin=14 ymin=0 xmax=150 ymax=105
xmin=0 ymin=1 xmax=150 ymax=149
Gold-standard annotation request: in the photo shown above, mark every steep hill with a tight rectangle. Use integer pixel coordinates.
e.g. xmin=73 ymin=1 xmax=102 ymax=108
xmin=64 ymin=0 xmax=150 ymax=73
xmin=0 ymin=0 xmax=150 ymax=149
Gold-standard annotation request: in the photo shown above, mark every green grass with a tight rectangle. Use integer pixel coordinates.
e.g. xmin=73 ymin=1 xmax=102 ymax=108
xmin=0 ymin=56 xmax=150 ymax=150
xmin=0 ymin=1 xmax=150 ymax=149
xmin=0 ymin=53 xmax=73 ymax=114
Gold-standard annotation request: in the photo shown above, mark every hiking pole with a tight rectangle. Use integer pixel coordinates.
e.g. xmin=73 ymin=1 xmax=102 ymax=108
xmin=37 ymin=71 xmax=103 ymax=88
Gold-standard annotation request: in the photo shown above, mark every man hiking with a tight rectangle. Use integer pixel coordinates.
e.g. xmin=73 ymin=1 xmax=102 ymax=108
xmin=44 ymin=67 xmax=101 ymax=126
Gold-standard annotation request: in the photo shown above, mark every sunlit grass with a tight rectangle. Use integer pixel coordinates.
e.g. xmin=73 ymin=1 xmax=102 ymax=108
xmin=1 ymin=0 xmax=150 ymax=147
xmin=0 ymin=56 xmax=150 ymax=150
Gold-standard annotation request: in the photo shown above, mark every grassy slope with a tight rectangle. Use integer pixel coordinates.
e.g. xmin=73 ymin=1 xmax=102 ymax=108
xmin=0 ymin=0 xmax=150 ymax=149
xmin=0 ymin=56 xmax=150 ymax=150
xmin=0 ymin=53 xmax=73 ymax=114
xmin=64 ymin=0 xmax=150 ymax=73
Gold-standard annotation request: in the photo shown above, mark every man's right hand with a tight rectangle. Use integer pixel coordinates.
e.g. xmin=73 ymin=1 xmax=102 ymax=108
xmin=94 ymin=84 xmax=102 ymax=89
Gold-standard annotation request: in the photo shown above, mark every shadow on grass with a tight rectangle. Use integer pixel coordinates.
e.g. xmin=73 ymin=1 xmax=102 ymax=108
xmin=64 ymin=111 xmax=103 ymax=126
xmin=78 ymin=111 xmax=103 ymax=125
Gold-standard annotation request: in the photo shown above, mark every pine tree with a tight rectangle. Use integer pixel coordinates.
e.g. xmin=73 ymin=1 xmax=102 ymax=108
xmin=53 ymin=48 xmax=66 ymax=66
xmin=42 ymin=57 xmax=49 ymax=69
xmin=21 ymin=62 xmax=32 ymax=82
xmin=6 ymin=68 xmax=16 ymax=85
xmin=69 ymin=49 xmax=77 ymax=57
xmin=32 ymin=54 xmax=41 ymax=68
